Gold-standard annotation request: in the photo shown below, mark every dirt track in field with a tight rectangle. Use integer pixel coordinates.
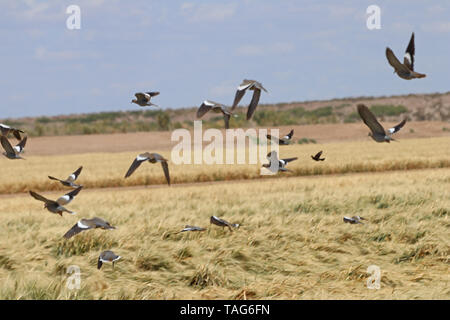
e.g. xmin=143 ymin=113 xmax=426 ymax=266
xmin=2 ymin=167 xmax=448 ymax=200
xmin=20 ymin=121 xmax=450 ymax=156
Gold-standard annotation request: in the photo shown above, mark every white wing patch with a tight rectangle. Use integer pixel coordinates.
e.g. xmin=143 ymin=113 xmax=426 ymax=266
xmin=78 ymin=220 xmax=90 ymax=229
xmin=203 ymin=100 xmax=215 ymax=106
xmin=237 ymin=83 xmax=252 ymax=91
xmin=404 ymin=53 xmax=412 ymax=65
xmin=136 ymin=154 xmax=149 ymax=161
xmin=58 ymin=195 xmax=70 ymax=204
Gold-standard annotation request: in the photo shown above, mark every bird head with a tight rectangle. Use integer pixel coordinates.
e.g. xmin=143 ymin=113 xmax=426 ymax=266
xmin=105 ymin=222 xmax=115 ymax=230
xmin=131 ymin=99 xmax=137 ymax=104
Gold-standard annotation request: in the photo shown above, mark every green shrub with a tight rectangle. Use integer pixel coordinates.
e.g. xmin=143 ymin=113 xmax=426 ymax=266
xmin=157 ymin=111 xmax=171 ymax=131
xmin=369 ymin=105 xmax=408 ymax=117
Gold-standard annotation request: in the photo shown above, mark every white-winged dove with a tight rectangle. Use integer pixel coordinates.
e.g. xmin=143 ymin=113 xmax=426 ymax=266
xmin=386 ymin=33 xmax=426 ymax=80
xmin=262 ymin=151 xmax=297 ymax=173
xmin=125 ymin=152 xmax=170 ymax=186
xmin=231 ymin=79 xmax=267 ymax=120
xmin=63 ymin=217 xmax=115 ymax=238
xmin=357 ymin=104 xmax=406 ymax=143
xmin=131 ymin=92 xmax=160 ymax=107
xmin=48 ymin=166 xmax=83 ymax=188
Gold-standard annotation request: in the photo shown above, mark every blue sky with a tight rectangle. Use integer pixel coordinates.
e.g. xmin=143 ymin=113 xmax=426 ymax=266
xmin=0 ymin=0 xmax=449 ymax=118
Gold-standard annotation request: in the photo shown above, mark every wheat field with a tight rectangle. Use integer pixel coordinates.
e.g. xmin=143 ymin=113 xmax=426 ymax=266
xmin=0 ymin=165 xmax=448 ymax=299
xmin=0 ymin=137 xmax=449 ymax=195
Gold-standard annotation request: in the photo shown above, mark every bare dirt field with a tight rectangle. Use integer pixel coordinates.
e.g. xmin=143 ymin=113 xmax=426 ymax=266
xmin=21 ymin=121 xmax=450 ymax=156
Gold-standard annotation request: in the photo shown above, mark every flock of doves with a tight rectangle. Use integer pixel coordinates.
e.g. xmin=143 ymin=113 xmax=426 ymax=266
xmin=0 ymin=33 xmax=422 ymax=270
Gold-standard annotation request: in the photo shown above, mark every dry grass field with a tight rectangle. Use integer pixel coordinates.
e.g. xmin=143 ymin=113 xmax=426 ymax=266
xmin=0 ymin=128 xmax=448 ymax=299
xmin=0 ymin=168 xmax=448 ymax=299
xmin=0 ymin=136 xmax=448 ymax=195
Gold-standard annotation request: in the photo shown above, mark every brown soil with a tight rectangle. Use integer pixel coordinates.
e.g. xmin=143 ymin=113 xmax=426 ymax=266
xmin=23 ymin=121 xmax=450 ymax=156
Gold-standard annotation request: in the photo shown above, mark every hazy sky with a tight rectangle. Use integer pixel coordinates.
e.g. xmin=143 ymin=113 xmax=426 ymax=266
xmin=1 ymin=0 xmax=449 ymax=118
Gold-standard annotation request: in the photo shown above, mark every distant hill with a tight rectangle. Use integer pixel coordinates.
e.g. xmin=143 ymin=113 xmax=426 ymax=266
xmin=2 ymin=91 xmax=449 ymax=137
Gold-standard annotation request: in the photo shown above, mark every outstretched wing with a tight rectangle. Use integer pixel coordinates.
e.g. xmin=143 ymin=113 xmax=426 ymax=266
xmin=388 ymin=118 xmax=407 ymax=135
xmin=246 ymin=89 xmax=261 ymax=120
xmin=386 ymin=47 xmax=410 ymax=73
xmin=231 ymin=82 xmax=252 ymax=110
xmin=124 ymin=153 xmax=149 ymax=178
xmin=13 ymin=129 xmax=24 ymax=140
xmin=256 ymin=81 xmax=268 ymax=93
xmin=281 ymin=157 xmax=298 ymax=164
xmin=210 ymin=216 xmax=232 ymax=230
xmin=197 ymin=101 xmax=213 ymax=118
xmin=160 ymin=161 xmax=170 ymax=186
xmin=314 ymin=151 xmax=323 ymax=158
xmin=285 ymin=129 xmax=294 ymax=140
xmin=29 ymin=191 xmax=54 ymax=204
xmin=48 ymin=176 xmax=63 ymax=183
xmin=231 ymin=90 xmax=246 ymax=111
xmin=16 ymin=136 xmax=27 ymax=149
xmin=357 ymin=104 xmax=385 ymax=135
xmin=1 ymin=136 xmax=15 ymax=155
xmin=404 ymin=33 xmax=415 ymax=71
xmin=63 ymin=221 xmax=90 ymax=239
xmin=66 ymin=186 xmax=83 ymax=198
xmin=68 ymin=166 xmax=83 ymax=182
xmin=146 ymin=91 xmax=160 ymax=97
xmin=179 ymin=225 xmax=206 ymax=232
